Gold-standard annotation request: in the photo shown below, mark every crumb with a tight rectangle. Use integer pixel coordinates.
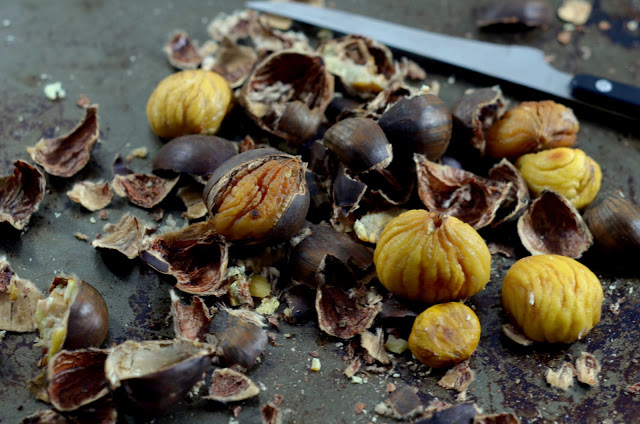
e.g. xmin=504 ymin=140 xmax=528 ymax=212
xmin=599 ymin=20 xmax=611 ymax=30
xmin=557 ymin=31 xmax=572 ymax=45
xmin=89 ymin=217 xmax=97 ymax=224
xmin=76 ymin=94 xmax=91 ymax=108
xmin=311 ymin=358 xmax=321 ymax=372
xmin=44 ymin=82 xmax=66 ymax=101
xmin=386 ymin=382 xmax=396 ymax=393
xmin=74 ymin=232 xmax=88 ymax=241
xmin=354 ymin=402 xmax=366 ymax=414
xmin=98 ymin=210 xmax=109 ymax=220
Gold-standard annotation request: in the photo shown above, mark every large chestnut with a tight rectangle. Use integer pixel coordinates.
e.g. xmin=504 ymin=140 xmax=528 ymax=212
xmin=203 ymin=148 xmax=310 ymax=244
xmin=105 ymin=339 xmax=215 ymax=417
xmin=35 ymin=276 xmax=109 ymax=363
xmin=378 ymin=94 xmax=452 ymax=162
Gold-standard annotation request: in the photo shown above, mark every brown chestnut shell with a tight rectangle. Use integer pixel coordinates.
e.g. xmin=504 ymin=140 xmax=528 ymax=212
xmin=517 ymin=189 xmax=593 ymax=258
xmin=91 ymin=213 xmax=148 ymax=259
xmin=47 ymin=348 xmax=110 ymax=412
xmin=203 ymin=148 xmax=310 ymax=245
xmin=205 ymin=367 xmax=260 ymax=402
xmin=105 ymin=339 xmax=215 ymax=417
xmin=414 ymin=154 xmax=511 ymax=229
xmin=378 ymin=94 xmax=452 ymax=162
xmin=170 ymin=289 xmax=213 ymax=341
xmin=0 ymin=256 xmax=44 ymax=332
xmin=210 ymin=308 xmax=268 ymax=369
xmin=239 ymin=50 xmax=333 ymax=143
xmin=164 ymin=30 xmax=203 ymax=70
xmin=152 ymin=134 xmax=238 ymax=177
xmin=316 ymin=285 xmax=382 ymax=339
xmin=0 ymin=160 xmax=46 ymax=230
xmin=488 ymin=158 xmax=530 ymax=226
xmin=583 ymin=190 xmax=640 ymax=254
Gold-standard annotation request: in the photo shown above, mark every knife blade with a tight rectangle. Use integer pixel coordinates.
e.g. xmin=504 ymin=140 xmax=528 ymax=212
xmin=247 ymin=1 xmax=640 ymax=119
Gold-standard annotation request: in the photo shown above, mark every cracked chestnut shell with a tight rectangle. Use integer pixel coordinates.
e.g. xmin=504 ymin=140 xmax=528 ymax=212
xmin=35 ymin=276 xmax=109 ymax=363
xmin=203 ymin=148 xmax=310 ymax=244
xmin=105 ymin=339 xmax=215 ymax=417
xmin=378 ymin=94 xmax=452 ymax=162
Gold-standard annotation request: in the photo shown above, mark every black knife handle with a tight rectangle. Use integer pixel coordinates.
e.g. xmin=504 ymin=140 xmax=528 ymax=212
xmin=570 ymin=74 xmax=640 ymax=118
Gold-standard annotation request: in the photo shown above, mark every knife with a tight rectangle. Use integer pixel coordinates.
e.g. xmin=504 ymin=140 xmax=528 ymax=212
xmin=247 ymin=1 xmax=640 ymax=119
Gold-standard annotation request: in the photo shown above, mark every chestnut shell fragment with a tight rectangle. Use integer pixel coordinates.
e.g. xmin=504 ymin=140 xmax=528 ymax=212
xmin=105 ymin=339 xmax=215 ymax=417
xmin=517 ymin=190 xmax=593 ymax=258
xmin=239 ymin=50 xmax=334 ymax=143
xmin=414 ymin=154 xmax=511 ymax=229
xmin=164 ymin=30 xmax=203 ymax=70
xmin=0 ymin=256 xmax=43 ymax=332
xmin=170 ymin=289 xmax=213 ymax=341
xmin=47 ymin=348 xmax=109 ymax=412
xmin=141 ymin=220 xmax=230 ymax=296
xmin=205 ymin=367 xmax=260 ymax=402
xmin=27 ymin=105 xmax=99 ymax=178
xmin=488 ymin=158 xmax=530 ymax=226
xmin=91 ymin=213 xmax=147 ymax=259
xmin=0 ymin=160 xmax=46 ymax=230
xmin=316 ymin=285 xmax=381 ymax=339
xmin=210 ymin=308 xmax=268 ymax=369
xmin=112 ymin=172 xmax=179 ymax=209
xmin=152 ymin=134 xmax=238 ymax=178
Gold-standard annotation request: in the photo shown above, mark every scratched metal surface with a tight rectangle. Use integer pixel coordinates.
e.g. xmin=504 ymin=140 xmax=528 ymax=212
xmin=0 ymin=0 xmax=639 ymax=423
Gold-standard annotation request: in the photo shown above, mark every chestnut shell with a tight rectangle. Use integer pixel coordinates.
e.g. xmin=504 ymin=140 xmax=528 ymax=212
xmin=583 ymin=190 xmax=640 ymax=254
xmin=152 ymin=134 xmax=238 ymax=177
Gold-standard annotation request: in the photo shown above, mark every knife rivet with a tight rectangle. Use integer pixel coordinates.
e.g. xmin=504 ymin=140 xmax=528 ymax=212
xmin=595 ymin=79 xmax=613 ymax=93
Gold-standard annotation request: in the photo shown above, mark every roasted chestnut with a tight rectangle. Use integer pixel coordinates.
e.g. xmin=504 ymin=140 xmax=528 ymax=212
xmin=378 ymin=94 xmax=452 ymax=162
xmin=104 ymin=339 xmax=215 ymax=417
xmin=583 ymin=190 xmax=640 ymax=254
xmin=203 ymin=148 xmax=310 ymax=244
xmin=210 ymin=308 xmax=268 ymax=369
xmin=323 ymin=118 xmax=392 ymax=174
xmin=35 ymin=276 xmax=109 ymax=363
xmin=152 ymin=134 xmax=238 ymax=178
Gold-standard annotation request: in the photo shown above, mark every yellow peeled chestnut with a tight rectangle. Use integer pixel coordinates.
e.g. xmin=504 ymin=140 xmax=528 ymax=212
xmin=408 ymin=302 xmax=481 ymax=368
xmin=501 ymin=254 xmax=603 ymax=343
xmin=374 ymin=210 xmax=491 ymax=304
xmin=516 ymin=147 xmax=601 ymax=209
xmin=146 ymin=70 xmax=233 ymax=139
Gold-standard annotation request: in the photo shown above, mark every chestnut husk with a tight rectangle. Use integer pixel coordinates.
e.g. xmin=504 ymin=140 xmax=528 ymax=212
xmin=203 ymin=148 xmax=310 ymax=245
xmin=209 ymin=308 xmax=268 ymax=369
xmin=27 ymin=105 xmax=99 ymax=178
xmin=140 ymin=220 xmax=230 ymax=296
xmin=170 ymin=289 xmax=214 ymax=341
xmin=152 ymin=134 xmax=238 ymax=178
xmin=47 ymin=348 xmax=110 ymax=412
xmin=35 ymin=276 xmax=109 ymax=363
xmin=323 ymin=117 xmax=393 ymax=174
xmin=104 ymin=339 xmax=216 ymax=417
xmin=450 ymin=86 xmax=507 ymax=157
xmin=517 ymin=189 xmax=593 ymax=258
xmin=414 ymin=154 xmax=511 ymax=229
xmin=583 ymin=190 xmax=640 ymax=254
xmin=378 ymin=94 xmax=452 ymax=162
xmin=290 ymin=222 xmax=373 ymax=288
xmin=0 ymin=160 xmax=46 ymax=230
xmin=239 ymin=50 xmax=333 ymax=143
xmin=205 ymin=367 xmax=260 ymax=402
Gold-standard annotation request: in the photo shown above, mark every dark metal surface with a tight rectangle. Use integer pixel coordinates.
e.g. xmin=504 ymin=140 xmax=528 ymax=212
xmin=1 ymin=1 xmax=639 ymax=423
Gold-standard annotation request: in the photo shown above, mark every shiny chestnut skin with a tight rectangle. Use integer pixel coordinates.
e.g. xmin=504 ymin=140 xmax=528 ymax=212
xmin=152 ymin=134 xmax=238 ymax=177
xmin=203 ymin=148 xmax=310 ymax=244
xmin=378 ymin=94 xmax=452 ymax=162
xmin=62 ymin=279 xmax=109 ymax=350
xmin=323 ymin=117 xmax=392 ymax=174
xmin=583 ymin=191 xmax=640 ymax=254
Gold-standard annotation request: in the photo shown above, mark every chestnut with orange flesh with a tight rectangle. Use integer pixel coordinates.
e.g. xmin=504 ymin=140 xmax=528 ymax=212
xmin=486 ymin=100 xmax=578 ymax=158
xmin=47 ymin=349 xmax=109 ymax=412
xmin=374 ymin=210 xmax=491 ymax=304
xmin=204 ymin=148 xmax=309 ymax=245
xmin=35 ymin=276 xmax=109 ymax=363
xmin=105 ymin=340 xmax=216 ymax=417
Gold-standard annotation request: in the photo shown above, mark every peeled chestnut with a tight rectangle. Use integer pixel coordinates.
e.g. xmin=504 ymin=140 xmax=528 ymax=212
xmin=152 ymin=134 xmax=238 ymax=178
xmin=203 ymin=148 xmax=310 ymax=244
xmin=323 ymin=117 xmax=392 ymax=174
xmin=378 ymin=94 xmax=452 ymax=162
xmin=583 ymin=190 xmax=640 ymax=253
xmin=105 ymin=339 xmax=215 ymax=417
xmin=35 ymin=276 xmax=109 ymax=363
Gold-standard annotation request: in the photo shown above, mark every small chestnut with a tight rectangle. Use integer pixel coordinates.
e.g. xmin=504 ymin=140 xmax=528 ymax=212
xmin=583 ymin=190 xmax=640 ymax=254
